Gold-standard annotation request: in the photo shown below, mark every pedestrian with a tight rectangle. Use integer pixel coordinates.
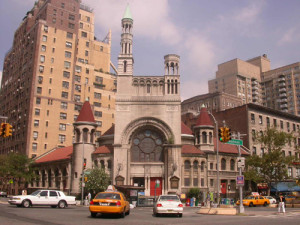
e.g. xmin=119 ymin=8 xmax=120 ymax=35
xmin=87 ymin=192 xmax=91 ymax=203
xmin=278 ymin=193 xmax=286 ymax=215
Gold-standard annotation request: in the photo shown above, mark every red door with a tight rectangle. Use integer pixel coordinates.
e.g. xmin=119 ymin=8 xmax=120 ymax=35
xmin=221 ymin=183 xmax=226 ymax=194
xmin=150 ymin=177 xmax=162 ymax=196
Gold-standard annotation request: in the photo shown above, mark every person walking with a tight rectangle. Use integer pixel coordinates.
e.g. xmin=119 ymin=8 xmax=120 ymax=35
xmin=87 ymin=192 xmax=91 ymax=204
xmin=277 ymin=193 xmax=286 ymax=215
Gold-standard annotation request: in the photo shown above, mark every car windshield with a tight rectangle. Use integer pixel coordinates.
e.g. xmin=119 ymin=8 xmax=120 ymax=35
xmin=95 ymin=193 xmax=121 ymax=200
xmin=30 ymin=190 xmax=41 ymax=196
xmin=159 ymin=196 xmax=180 ymax=201
xmin=244 ymin=196 xmax=255 ymax=200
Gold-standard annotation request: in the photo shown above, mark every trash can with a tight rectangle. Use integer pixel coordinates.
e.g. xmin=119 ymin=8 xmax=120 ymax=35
xmin=195 ymin=199 xmax=199 ymax=206
xmin=190 ymin=197 xmax=194 ymax=207
xmin=226 ymin=198 xmax=230 ymax=205
xmin=186 ymin=198 xmax=190 ymax=206
xmin=221 ymin=198 xmax=225 ymax=205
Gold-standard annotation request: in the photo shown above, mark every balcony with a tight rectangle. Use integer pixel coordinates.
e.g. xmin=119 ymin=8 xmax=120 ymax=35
xmin=280 ymin=93 xmax=287 ymax=98
xmin=281 ymin=104 xmax=288 ymax=109
xmin=279 ymin=88 xmax=287 ymax=93
xmin=279 ymin=82 xmax=286 ymax=87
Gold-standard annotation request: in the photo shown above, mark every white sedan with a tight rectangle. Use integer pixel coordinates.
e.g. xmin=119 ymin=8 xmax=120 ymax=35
xmin=265 ymin=196 xmax=277 ymax=204
xmin=8 ymin=190 xmax=76 ymax=208
xmin=153 ymin=195 xmax=183 ymax=217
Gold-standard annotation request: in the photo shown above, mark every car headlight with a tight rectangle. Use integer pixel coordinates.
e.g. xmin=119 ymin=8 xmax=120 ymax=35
xmin=13 ymin=198 xmax=21 ymax=200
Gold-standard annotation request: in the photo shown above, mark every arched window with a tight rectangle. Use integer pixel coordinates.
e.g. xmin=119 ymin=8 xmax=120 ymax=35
xmin=201 ymin=161 xmax=205 ymax=172
xmin=193 ymin=161 xmax=198 ymax=170
xmin=184 ymin=160 xmax=191 ymax=186
xmin=167 ymin=79 xmax=170 ymax=94
xmin=221 ymin=158 xmax=226 ymax=170
xmin=107 ymin=160 xmax=112 ymax=170
xmin=193 ymin=160 xmax=199 ymax=186
xmin=124 ymin=60 xmax=127 ymax=72
xmin=202 ymin=131 xmax=207 ymax=144
xmin=147 ymin=83 xmax=151 ymax=93
xmin=100 ymin=160 xmax=105 ymax=169
xmin=48 ymin=169 xmax=52 ymax=187
xmin=83 ymin=128 xmax=88 ymax=143
xmin=90 ymin=129 xmax=95 ymax=143
xmin=94 ymin=160 xmax=98 ymax=167
xmin=209 ymin=132 xmax=213 ymax=143
xmin=175 ymin=80 xmax=178 ymax=94
xmin=131 ymin=129 xmax=164 ymax=162
xmin=75 ymin=129 xmax=80 ymax=143
xmin=197 ymin=132 xmax=200 ymax=144
xmin=230 ymin=159 xmax=235 ymax=171
xmin=171 ymin=80 xmax=174 ymax=94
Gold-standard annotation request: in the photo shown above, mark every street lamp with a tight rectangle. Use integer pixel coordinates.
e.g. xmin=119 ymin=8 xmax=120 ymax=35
xmin=208 ymin=111 xmax=220 ymax=206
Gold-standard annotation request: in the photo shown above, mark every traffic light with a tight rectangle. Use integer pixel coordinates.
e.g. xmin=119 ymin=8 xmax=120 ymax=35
xmin=84 ymin=176 xmax=88 ymax=182
xmin=83 ymin=162 xmax=86 ymax=170
xmin=222 ymin=127 xmax=232 ymax=143
xmin=218 ymin=127 xmax=225 ymax=142
xmin=0 ymin=123 xmax=7 ymax=137
xmin=4 ymin=123 xmax=13 ymax=137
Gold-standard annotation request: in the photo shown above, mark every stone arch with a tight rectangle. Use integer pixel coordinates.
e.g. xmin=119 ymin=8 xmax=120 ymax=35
xmin=120 ymin=117 xmax=174 ymax=145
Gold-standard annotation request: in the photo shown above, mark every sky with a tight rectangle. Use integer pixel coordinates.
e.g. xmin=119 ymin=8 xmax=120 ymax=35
xmin=0 ymin=0 xmax=300 ymax=100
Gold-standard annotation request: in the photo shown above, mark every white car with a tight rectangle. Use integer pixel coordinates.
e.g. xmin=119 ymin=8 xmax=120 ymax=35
xmin=265 ymin=196 xmax=277 ymax=204
xmin=153 ymin=195 xmax=183 ymax=217
xmin=8 ymin=190 xmax=76 ymax=208
xmin=0 ymin=191 xmax=7 ymax=197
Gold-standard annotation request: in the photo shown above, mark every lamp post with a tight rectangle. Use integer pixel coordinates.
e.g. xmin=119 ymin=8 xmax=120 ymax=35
xmin=237 ymin=132 xmax=245 ymax=214
xmin=208 ymin=111 xmax=220 ymax=206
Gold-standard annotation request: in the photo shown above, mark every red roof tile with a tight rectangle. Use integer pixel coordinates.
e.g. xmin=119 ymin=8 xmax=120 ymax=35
xmin=182 ymin=145 xmax=205 ymax=155
xmin=213 ymin=138 xmax=249 ymax=155
xmin=93 ymin=145 xmax=113 ymax=154
xmin=195 ymin=106 xmax=213 ymax=126
xmin=103 ymin=124 xmax=115 ymax=136
xmin=76 ymin=101 xmax=95 ymax=123
xmin=181 ymin=122 xmax=193 ymax=135
xmin=35 ymin=146 xmax=73 ymax=163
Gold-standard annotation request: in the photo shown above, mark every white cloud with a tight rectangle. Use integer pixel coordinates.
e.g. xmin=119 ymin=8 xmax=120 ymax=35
xmin=277 ymin=27 xmax=300 ymax=46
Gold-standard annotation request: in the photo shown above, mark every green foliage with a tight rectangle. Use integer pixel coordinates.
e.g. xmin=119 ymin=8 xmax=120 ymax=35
xmin=83 ymin=168 xmax=110 ymax=195
xmin=245 ymin=127 xmax=296 ymax=188
xmin=187 ymin=188 xmax=201 ymax=198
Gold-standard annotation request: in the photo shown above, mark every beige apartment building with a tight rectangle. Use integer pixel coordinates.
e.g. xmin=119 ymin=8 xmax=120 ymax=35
xmin=0 ymin=0 xmax=116 ymax=158
xmin=208 ymin=54 xmax=300 ymax=116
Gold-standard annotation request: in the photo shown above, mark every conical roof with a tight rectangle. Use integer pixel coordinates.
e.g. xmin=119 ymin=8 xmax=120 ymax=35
xmin=195 ymin=105 xmax=213 ymax=126
xmin=76 ymin=101 xmax=95 ymax=123
xmin=123 ymin=4 xmax=132 ymax=19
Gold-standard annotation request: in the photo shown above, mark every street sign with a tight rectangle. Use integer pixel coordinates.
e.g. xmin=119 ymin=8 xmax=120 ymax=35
xmin=226 ymin=139 xmax=243 ymax=146
xmin=84 ymin=171 xmax=91 ymax=175
xmin=236 ymin=175 xmax=244 ymax=186
xmin=155 ymin=179 xmax=160 ymax=188
xmin=237 ymin=157 xmax=245 ymax=168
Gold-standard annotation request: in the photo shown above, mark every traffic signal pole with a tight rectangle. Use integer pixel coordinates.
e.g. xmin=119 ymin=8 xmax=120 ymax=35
xmin=237 ymin=132 xmax=245 ymax=214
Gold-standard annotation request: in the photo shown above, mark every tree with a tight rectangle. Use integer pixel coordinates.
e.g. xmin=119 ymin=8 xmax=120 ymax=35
xmin=0 ymin=153 xmax=35 ymax=195
xmin=83 ymin=168 xmax=110 ymax=196
xmin=187 ymin=188 xmax=201 ymax=198
xmin=244 ymin=127 xmax=295 ymax=195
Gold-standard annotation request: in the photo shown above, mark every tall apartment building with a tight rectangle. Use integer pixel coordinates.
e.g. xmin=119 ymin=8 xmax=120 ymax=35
xmin=0 ymin=0 xmax=116 ymax=158
xmin=208 ymin=54 xmax=300 ymax=116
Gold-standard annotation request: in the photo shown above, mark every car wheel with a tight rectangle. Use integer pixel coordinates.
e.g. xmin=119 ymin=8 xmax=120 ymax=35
xmin=16 ymin=205 xmax=22 ymax=207
xmin=22 ymin=200 xmax=31 ymax=208
xmin=91 ymin=212 xmax=97 ymax=218
xmin=126 ymin=208 xmax=130 ymax=215
xmin=120 ymin=209 xmax=126 ymax=218
xmin=156 ymin=213 xmax=160 ymax=217
xmin=179 ymin=213 xmax=183 ymax=217
xmin=51 ymin=205 xmax=57 ymax=208
xmin=263 ymin=202 xmax=268 ymax=207
xmin=249 ymin=202 xmax=253 ymax=207
xmin=58 ymin=201 xmax=66 ymax=208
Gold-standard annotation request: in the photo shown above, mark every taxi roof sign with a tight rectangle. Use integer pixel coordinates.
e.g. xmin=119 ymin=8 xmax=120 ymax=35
xmin=106 ymin=185 xmax=117 ymax=192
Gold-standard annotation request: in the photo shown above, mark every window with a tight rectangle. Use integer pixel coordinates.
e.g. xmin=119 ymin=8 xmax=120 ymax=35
xmin=74 ymin=104 xmax=82 ymax=111
xmin=60 ymin=113 xmax=67 ymax=120
xmin=210 ymin=163 xmax=213 ymax=170
xmin=39 ymin=65 xmax=44 ymax=73
xmin=259 ymin=115 xmax=263 ymax=124
xmin=65 ymin=51 xmax=71 ymax=58
xmin=69 ymin=14 xmax=75 ymax=20
xmin=273 ymin=119 xmax=277 ymax=127
xmin=85 ymin=50 xmax=89 ymax=56
xmin=51 ymin=57 xmax=54 ymax=63
xmin=95 ymin=111 xmax=102 ymax=117
xmin=80 ymin=22 xmax=83 ymax=28
xmin=63 ymin=71 xmax=70 ymax=78
xmin=34 ymin=120 xmax=39 ymax=127
xmin=96 ymin=121 xmax=102 ymax=127
xmin=201 ymin=178 xmax=204 ymax=187
xmin=68 ymin=23 xmax=75 ymax=29
xmin=288 ymin=167 xmax=292 ymax=177
xmin=100 ymin=46 xmax=103 ymax=52
xmin=44 ymin=25 xmax=48 ymax=32
xmin=210 ymin=179 xmax=214 ymax=187
xmin=41 ymin=45 xmax=46 ymax=52
xmin=96 ymin=76 xmax=103 ymax=83
xmin=253 ymin=146 xmax=257 ymax=155
xmin=94 ymin=102 xmax=101 ymax=107
xmin=62 ymin=81 xmax=69 ymax=88
xmin=52 ymin=48 xmax=55 ymax=53
xmin=64 ymin=61 xmax=71 ymax=69
xmin=78 ymin=58 xmax=84 ymax=63
xmin=36 ymin=97 xmax=41 ymax=104
xmin=32 ymin=143 xmax=37 ymax=151
xmin=61 ymin=92 xmax=68 ymax=99
xmin=86 ymin=41 xmax=89 ymax=47
xmin=75 ymin=65 xmax=81 ymax=72
xmin=33 ymin=131 xmax=38 ymax=139
xmin=66 ymin=42 xmax=72 ymax=48
xmin=59 ymin=124 xmax=66 ymax=131
xmin=221 ymin=158 xmax=226 ymax=170
xmin=85 ymin=78 xmax=89 ymax=84
xmin=61 ymin=102 xmax=68 ymax=109
xmin=75 ymin=75 xmax=81 ymax=82
xmin=61 ymin=2 xmax=65 ymax=8
xmin=94 ymin=92 xmax=101 ymax=99
xmin=230 ymin=159 xmax=235 ymax=171
xmin=261 ymin=148 xmax=264 ymax=156
xmin=86 ymin=68 xmax=89 ymax=74
xmin=81 ymin=31 xmax=87 ymax=38
xmin=67 ymin=32 xmax=73 ymax=39
xmin=266 ymin=117 xmax=270 ymax=127
xmin=35 ymin=108 xmax=40 ymax=116
xmin=42 ymin=35 xmax=47 ymax=42
xmin=59 ymin=135 xmax=66 ymax=143
xmin=280 ymin=121 xmax=284 ymax=129
xmin=40 ymin=55 xmax=45 ymax=63
xmin=37 ymin=87 xmax=42 ymax=94
xmin=251 ymin=113 xmax=255 ymax=123
xmin=74 ymin=95 xmax=80 ymax=102
xmin=75 ymin=84 xmax=81 ymax=92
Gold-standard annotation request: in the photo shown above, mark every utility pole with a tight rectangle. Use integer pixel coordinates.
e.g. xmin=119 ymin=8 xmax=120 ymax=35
xmin=237 ymin=132 xmax=245 ymax=214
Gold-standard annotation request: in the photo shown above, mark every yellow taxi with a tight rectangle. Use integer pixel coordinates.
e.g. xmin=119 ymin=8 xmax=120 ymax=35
xmin=236 ymin=195 xmax=270 ymax=207
xmin=89 ymin=185 xmax=130 ymax=218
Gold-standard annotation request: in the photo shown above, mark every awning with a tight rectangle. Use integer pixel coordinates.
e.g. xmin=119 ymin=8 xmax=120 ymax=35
xmin=270 ymin=182 xmax=300 ymax=192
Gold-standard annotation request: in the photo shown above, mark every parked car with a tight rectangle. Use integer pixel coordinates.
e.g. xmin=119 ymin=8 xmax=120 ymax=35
xmin=236 ymin=195 xmax=270 ymax=207
xmin=8 ymin=190 xmax=76 ymax=208
xmin=89 ymin=187 xmax=130 ymax=218
xmin=264 ymin=196 xmax=277 ymax=204
xmin=153 ymin=195 xmax=183 ymax=217
xmin=0 ymin=191 xmax=7 ymax=197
